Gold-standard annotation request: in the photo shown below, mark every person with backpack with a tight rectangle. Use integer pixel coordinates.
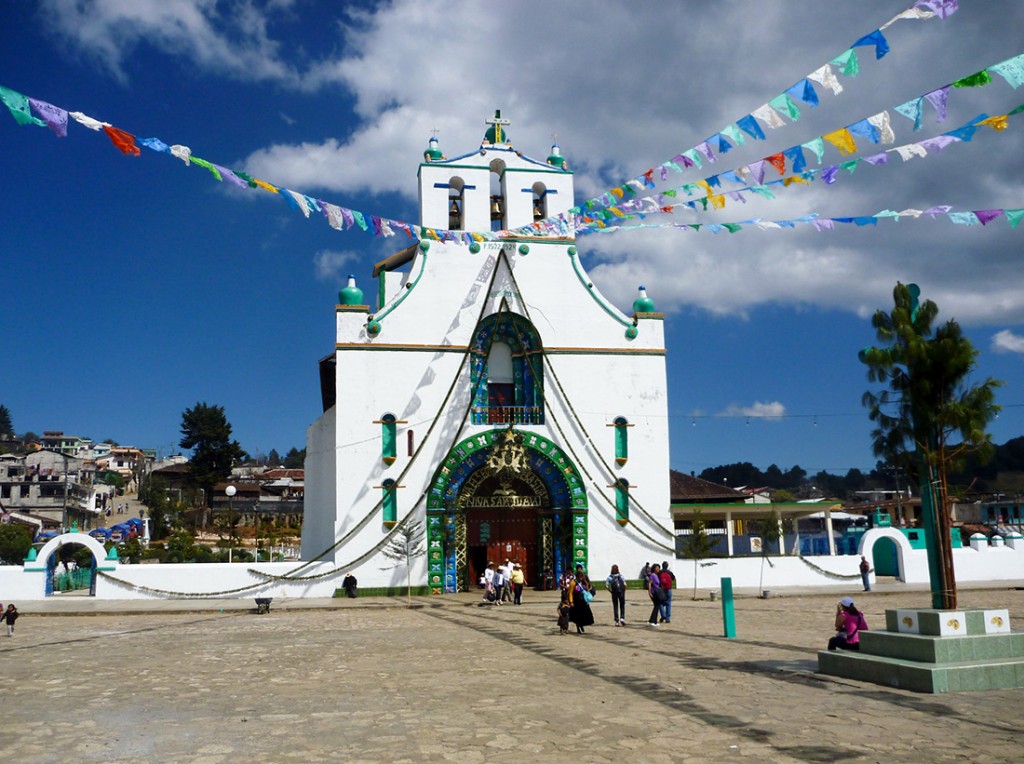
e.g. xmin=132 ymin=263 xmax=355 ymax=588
xmin=647 ymin=564 xmax=667 ymax=626
xmin=658 ymin=561 xmax=676 ymax=624
xmin=828 ymin=596 xmax=869 ymax=651
xmin=605 ymin=564 xmax=627 ymax=626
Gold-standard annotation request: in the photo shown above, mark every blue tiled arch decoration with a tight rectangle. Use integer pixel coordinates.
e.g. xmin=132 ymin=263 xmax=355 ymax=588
xmin=425 ymin=428 xmax=588 ymax=593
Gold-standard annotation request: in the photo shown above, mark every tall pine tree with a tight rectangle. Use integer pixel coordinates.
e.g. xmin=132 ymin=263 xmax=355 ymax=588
xmin=860 ymin=283 xmax=1001 ymax=609
xmin=179 ymin=402 xmax=247 ymax=507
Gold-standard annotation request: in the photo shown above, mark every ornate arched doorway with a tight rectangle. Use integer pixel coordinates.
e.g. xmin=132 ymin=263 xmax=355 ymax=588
xmin=425 ymin=427 xmax=587 ymax=593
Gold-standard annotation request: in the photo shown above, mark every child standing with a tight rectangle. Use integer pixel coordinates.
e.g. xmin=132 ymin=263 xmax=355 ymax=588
xmin=2 ymin=604 xmax=18 ymax=637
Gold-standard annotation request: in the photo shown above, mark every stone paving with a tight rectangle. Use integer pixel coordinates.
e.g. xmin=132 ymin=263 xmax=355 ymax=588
xmin=1 ymin=586 xmax=1022 ymax=762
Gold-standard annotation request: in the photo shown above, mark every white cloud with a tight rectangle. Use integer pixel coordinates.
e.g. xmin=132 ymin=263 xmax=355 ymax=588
xmin=991 ymin=329 xmax=1024 ymax=354
xmin=313 ymin=249 xmax=359 ymax=282
xmin=719 ymin=401 xmax=787 ymax=420
xmin=38 ymin=0 xmax=300 ymax=85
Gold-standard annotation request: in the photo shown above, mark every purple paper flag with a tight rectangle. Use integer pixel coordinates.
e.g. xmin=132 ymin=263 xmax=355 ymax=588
xmin=213 ymin=164 xmax=249 ymax=189
xmin=747 ymin=160 xmax=767 ymax=185
xmin=696 ymin=141 xmax=716 ymax=162
xmin=919 ymin=135 xmax=957 ymax=152
xmin=924 ymin=86 xmax=950 ymax=122
xmin=914 ymin=0 xmax=959 ymax=19
xmin=974 ymin=209 xmax=1003 ymax=225
xmin=28 ymin=98 xmax=67 ymax=137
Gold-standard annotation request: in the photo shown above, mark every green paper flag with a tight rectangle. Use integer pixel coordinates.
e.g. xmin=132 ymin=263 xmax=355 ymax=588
xmin=769 ymin=93 xmax=801 ymax=121
xmin=721 ymin=123 xmax=746 ymax=146
xmin=802 ymin=137 xmax=825 ymax=163
xmin=0 ymin=85 xmax=45 ymax=127
xmin=682 ymin=148 xmax=702 ymax=170
xmin=952 ymin=70 xmax=992 ymax=88
xmin=723 ymin=223 xmax=742 ymax=233
xmin=831 ymin=49 xmax=859 ymax=77
xmin=190 ymin=156 xmax=222 ymax=181
xmin=1005 ymin=209 xmax=1024 ymax=229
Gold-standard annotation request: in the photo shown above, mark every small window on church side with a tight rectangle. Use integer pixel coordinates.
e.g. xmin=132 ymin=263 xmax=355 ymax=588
xmin=381 ymin=413 xmax=397 ymax=464
xmin=615 ymin=477 xmax=630 ymax=526
xmin=382 ymin=478 xmax=397 ymax=528
xmin=613 ymin=416 xmax=629 ymax=465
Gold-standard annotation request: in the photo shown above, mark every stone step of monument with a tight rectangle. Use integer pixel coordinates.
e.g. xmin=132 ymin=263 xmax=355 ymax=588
xmin=885 ymin=608 xmax=1010 ymax=637
xmin=861 ymin=630 xmax=1024 ymax=664
xmin=818 ymin=650 xmax=1024 ymax=693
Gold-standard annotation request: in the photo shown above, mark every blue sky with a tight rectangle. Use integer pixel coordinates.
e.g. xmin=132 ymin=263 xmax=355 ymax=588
xmin=1 ymin=1 xmax=1022 ymax=479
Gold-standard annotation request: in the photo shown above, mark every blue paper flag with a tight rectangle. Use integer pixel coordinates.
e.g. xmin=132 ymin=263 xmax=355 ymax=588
xmin=848 ymin=119 xmax=880 ymax=143
xmin=736 ymin=114 xmax=766 ymax=140
xmin=786 ymin=79 xmax=819 ymax=107
xmin=852 ymin=30 xmax=889 ymax=60
xmin=782 ymin=146 xmax=807 ymax=174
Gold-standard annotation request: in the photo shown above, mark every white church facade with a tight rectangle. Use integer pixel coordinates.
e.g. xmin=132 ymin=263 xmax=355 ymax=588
xmin=302 ymin=114 xmax=676 ymax=592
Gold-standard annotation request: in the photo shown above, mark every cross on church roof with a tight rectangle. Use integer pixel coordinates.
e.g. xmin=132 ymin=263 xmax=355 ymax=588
xmin=485 ymin=109 xmax=510 ymax=143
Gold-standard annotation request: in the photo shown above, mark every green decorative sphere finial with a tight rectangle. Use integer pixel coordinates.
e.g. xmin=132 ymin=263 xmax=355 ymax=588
xmin=632 ymin=285 xmax=655 ymax=314
xmin=547 ymin=143 xmax=567 ymax=170
xmin=338 ymin=275 xmax=364 ymax=306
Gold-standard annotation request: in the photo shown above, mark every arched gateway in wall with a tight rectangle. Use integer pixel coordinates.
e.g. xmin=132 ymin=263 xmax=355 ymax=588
xmin=425 ymin=427 xmax=588 ymax=593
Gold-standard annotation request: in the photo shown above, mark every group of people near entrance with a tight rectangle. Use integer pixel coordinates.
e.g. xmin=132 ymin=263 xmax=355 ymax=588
xmin=481 ymin=559 xmax=527 ymax=605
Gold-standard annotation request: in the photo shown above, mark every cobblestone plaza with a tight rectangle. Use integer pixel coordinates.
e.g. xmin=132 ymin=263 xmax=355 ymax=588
xmin=1 ymin=586 xmax=1021 ymax=762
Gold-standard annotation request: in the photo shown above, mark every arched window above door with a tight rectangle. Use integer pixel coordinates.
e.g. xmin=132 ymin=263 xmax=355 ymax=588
xmin=470 ymin=313 xmax=544 ymax=425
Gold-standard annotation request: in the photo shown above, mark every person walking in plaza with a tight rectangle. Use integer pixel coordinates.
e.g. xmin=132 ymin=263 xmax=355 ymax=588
xmin=639 ymin=562 xmax=651 ymax=591
xmin=828 ymin=596 xmax=869 ymax=651
xmin=510 ymin=563 xmax=526 ymax=605
xmin=658 ymin=561 xmax=676 ymax=624
xmin=499 ymin=558 xmax=513 ymax=603
xmin=567 ymin=564 xmax=595 ymax=633
xmin=647 ymin=563 xmax=667 ymax=626
xmin=606 ymin=564 xmax=627 ymax=626
xmin=491 ymin=564 xmax=506 ymax=606
xmin=2 ymin=603 xmax=18 ymax=637
xmin=859 ymin=556 xmax=871 ymax=592
xmin=483 ymin=562 xmax=496 ymax=602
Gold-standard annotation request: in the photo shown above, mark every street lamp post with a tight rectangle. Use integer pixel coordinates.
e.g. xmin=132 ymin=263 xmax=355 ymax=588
xmin=225 ymin=484 xmax=236 ymax=563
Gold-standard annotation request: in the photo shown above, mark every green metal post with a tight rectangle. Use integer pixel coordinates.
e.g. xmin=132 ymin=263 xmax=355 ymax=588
xmin=721 ymin=577 xmax=736 ymax=638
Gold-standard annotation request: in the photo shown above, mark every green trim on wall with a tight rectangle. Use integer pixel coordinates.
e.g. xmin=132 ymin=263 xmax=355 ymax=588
xmin=335 ymin=343 xmax=666 ymax=356
xmin=372 ymin=249 xmax=428 ymax=325
xmin=335 ymin=586 xmax=434 ymax=598
xmin=568 ymin=248 xmax=633 ymax=330
xmin=426 ymin=428 xmax=588 ymax=513
xmin=418 ymin=163 xmax=573 ymax=176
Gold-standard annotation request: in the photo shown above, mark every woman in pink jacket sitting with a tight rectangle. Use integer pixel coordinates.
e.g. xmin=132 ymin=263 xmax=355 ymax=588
xmin=828 ymin=596 xmax=868 ymax=651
